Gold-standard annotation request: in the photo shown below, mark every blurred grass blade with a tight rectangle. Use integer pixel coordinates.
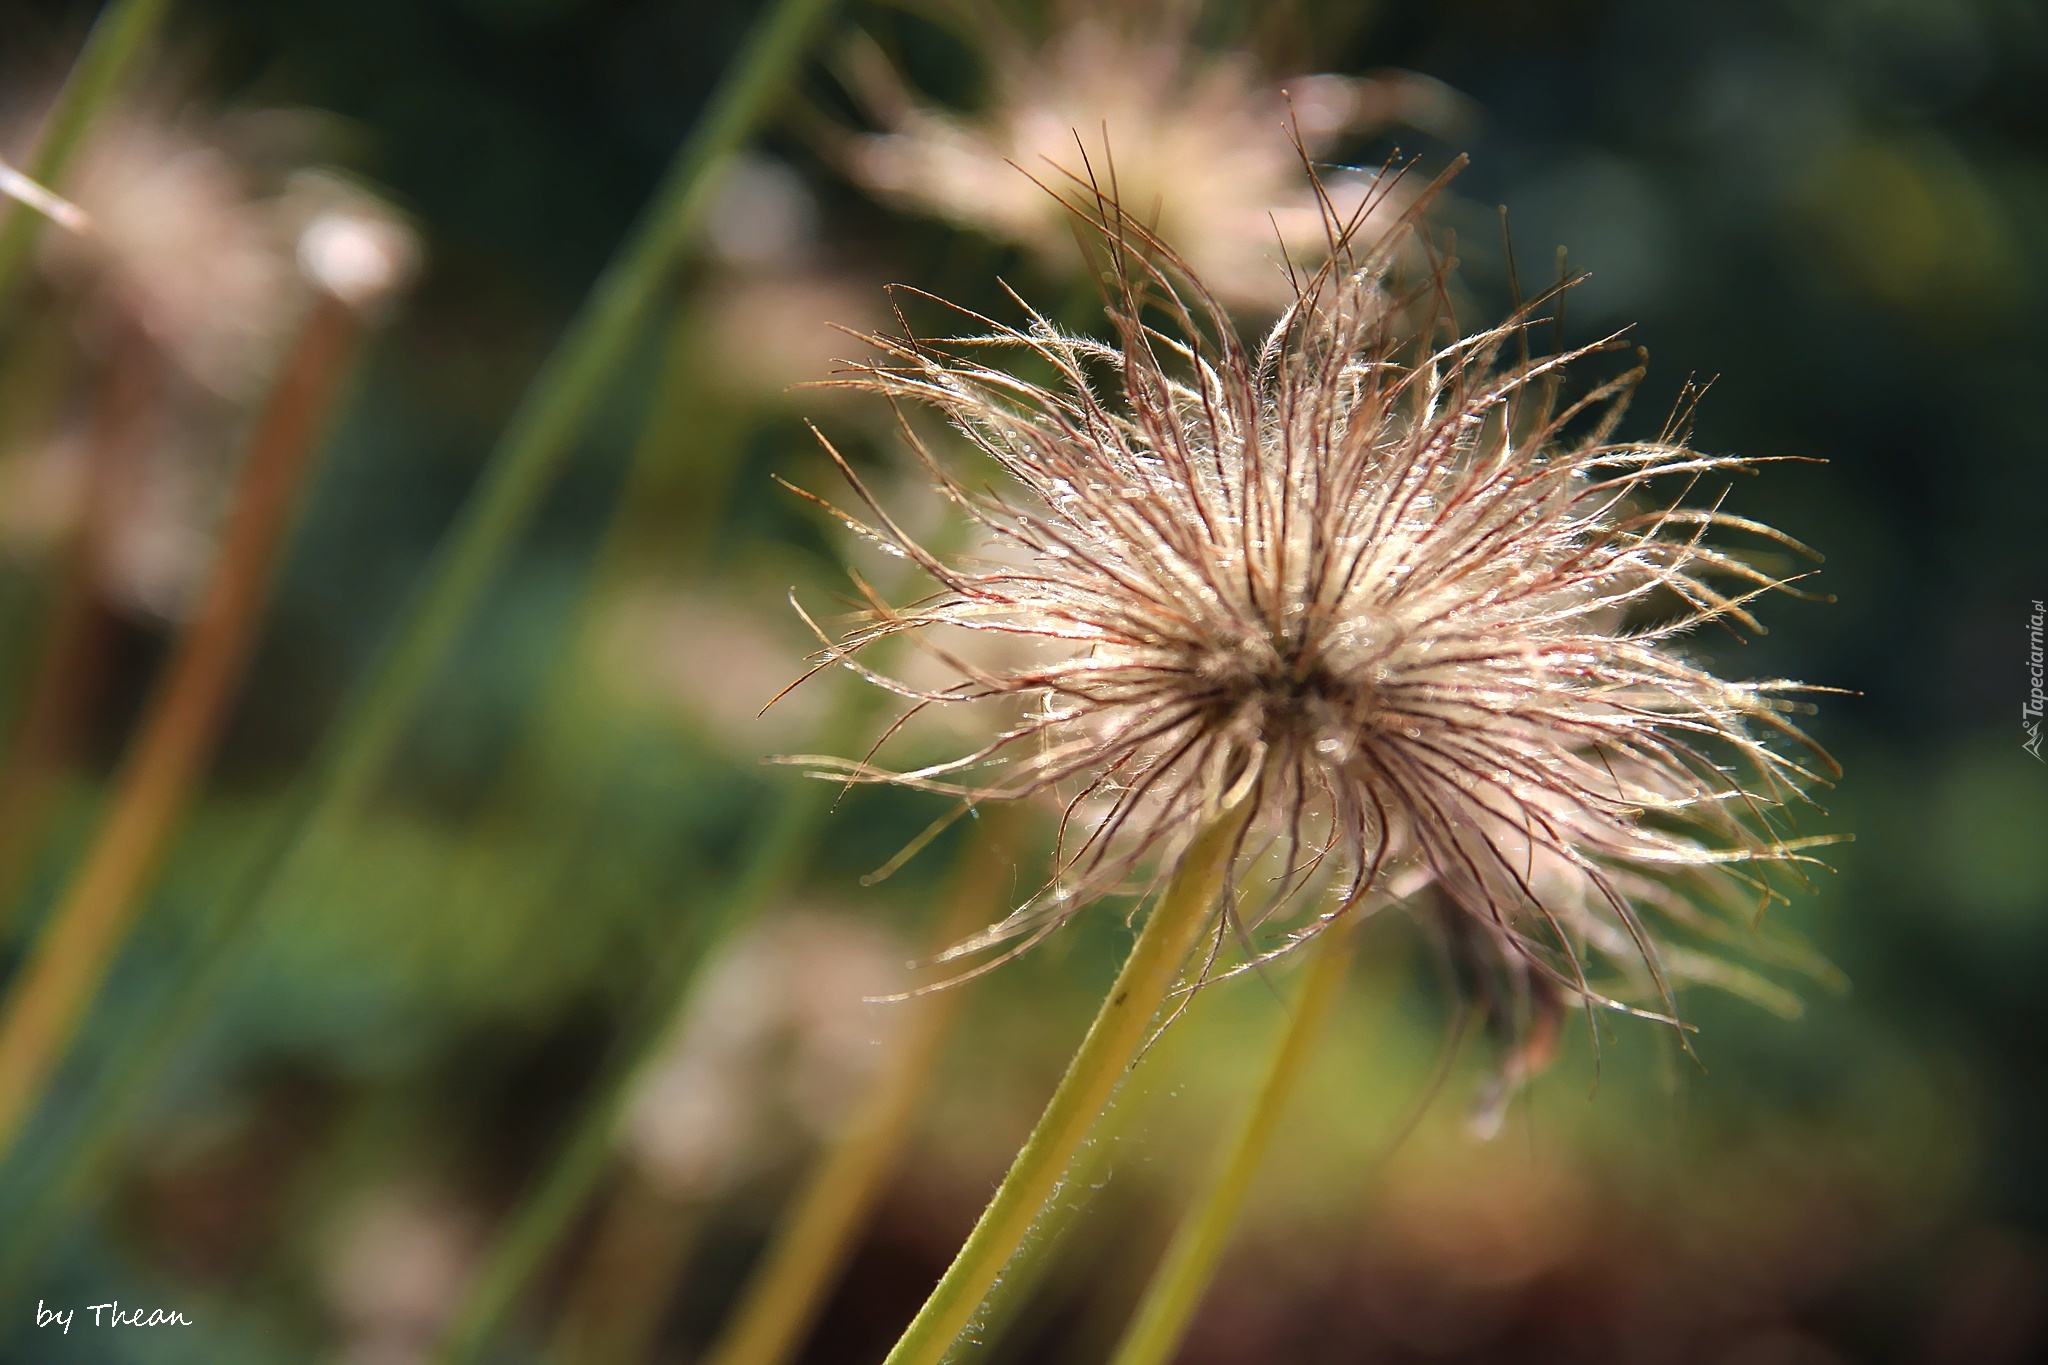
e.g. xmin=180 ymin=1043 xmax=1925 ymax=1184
xmin=0 ymin=327 xmax=163 ymax=926
xmin=0 ymin=286 xmax=372 ymax=1160
xmin=1107 ymin=920 xmax=1359 ymax=1365
xmin=0 ymin=0 xmax=170 ymax=315
xmin=278 ymin=0 xmax=837 ymax=828
xmin=0 ymin=0 xmax=174 ymax=916
xmin=542 ymin=819 xmax=1013 ymax=1365
xmin=431 ymin=458 xmax=974 ymax=1365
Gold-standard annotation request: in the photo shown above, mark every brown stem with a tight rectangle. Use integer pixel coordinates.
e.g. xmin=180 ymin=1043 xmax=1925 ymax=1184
xmin=0 ymin=290 xmax=364 ymax=1158
xmin=0 ymin=328 xmax=165 ymax=927
xmin=881 ymin=802 xmax=1252 ymax=1365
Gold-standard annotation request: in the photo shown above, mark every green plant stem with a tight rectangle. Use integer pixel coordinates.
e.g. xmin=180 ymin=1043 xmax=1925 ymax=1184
xmin=0 ymin=0 xmax=171 ymax=315
xmin=880 ymin=802 xmax=1251 ymax=1365
xmin=432 ymin=457 xmax=975 ymax=1362
xmin=1107 ymin=920 xmax=1359 ymax=1365
xmin=698 ymin=814 xmax=1019 ymax=1365
xmin=940 ymin=1055 xmax=1147 ymax=1365
xmin=545 ymin=1167 xmax=707 ymax=1365
xmin=427 ymin=816 xmax=807 ymax=1365
xmin=274 ymin=0 xmax=835 ymax=831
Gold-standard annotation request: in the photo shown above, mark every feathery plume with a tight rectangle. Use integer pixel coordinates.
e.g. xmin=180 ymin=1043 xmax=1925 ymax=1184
xmin=786 ymin=162 xmax=1841 ymax=1039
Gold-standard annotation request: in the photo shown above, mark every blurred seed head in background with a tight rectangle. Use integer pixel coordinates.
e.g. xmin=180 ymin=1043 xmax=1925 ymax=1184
xmin=696 ymin=153 xmax=883 ymax=402
xmin=839 ymin=1 xmax=1470 ymax=309
xmin=35 ymin=101 xmax=300 ymax=398
xmin=624 ymin=909 xmax=906 ymax=1199
xmin=0 ymin=90 xmax=413 ymax=623
xmin=0 ymin=1 xmax=2035 ymax=1361
xmin=322 ymin=1180 xmax=482 ymax=1365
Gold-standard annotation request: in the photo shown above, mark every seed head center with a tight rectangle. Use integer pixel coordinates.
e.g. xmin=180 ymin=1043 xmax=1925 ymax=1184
xmin=1195 ymin=627 xmax=1390 ymax=756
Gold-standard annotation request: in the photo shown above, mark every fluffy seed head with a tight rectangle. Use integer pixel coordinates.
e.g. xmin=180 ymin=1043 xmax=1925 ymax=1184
xmin=788 ymin=162 xmax=1842 ymax=1034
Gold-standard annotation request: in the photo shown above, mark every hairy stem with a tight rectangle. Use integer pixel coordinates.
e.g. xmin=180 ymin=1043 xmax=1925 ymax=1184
xmin=880 ymin=802 xmax=1250 ymax=1365
xmin=1107 ymin=919 xmax=1359 ymax=1365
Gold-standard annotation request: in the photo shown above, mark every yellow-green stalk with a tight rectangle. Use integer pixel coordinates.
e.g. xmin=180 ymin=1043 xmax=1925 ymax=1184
xmin=0 ymin=0 xmax=837 ymax=1274
xmin=699 ymin=813 xmax=1022 ymax=1365
xmin=0 ymin=323 xmax=162 ymax=929
xmin=428 ymin=616 xmax=905 ymax=1365
xmin=793 ymin=155 xmax=1837 ymax=1365
xmin=1108 ymin=919 xmax=1360 ymax=1365
xmin=879 ymin=800 xmax=1251 ymax=1365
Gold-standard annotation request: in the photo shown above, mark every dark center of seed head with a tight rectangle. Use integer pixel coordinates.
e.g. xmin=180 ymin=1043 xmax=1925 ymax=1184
xmin=1195 ymin=633 xmax=1384 ymax=741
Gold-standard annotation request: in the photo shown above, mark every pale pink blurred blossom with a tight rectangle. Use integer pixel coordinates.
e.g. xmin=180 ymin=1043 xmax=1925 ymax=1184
xmin=621 ymin=910 xmax=908 ymax=1199
xmin=843 ymin=15 xmax=1468 ymax=309
xmin=321 ymin=1182 xmax=482 ymax=1365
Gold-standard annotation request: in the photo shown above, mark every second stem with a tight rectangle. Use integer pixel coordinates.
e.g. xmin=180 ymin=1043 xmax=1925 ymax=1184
xmin=880 ymin=801 xmax=1250 ymax=1365
xmin=1108 ymin=917 xmax=1359 ymax=1365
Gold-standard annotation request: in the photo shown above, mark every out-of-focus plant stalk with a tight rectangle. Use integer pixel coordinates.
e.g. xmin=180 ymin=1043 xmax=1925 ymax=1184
xmin=24 ymin=0 xmax=842 ymax=1137
xmin=880 ymin=801 xmax=1253 ymax=1365
xmin=0 ymin=282 xmax=368 ymax=1158
xmin=0 ymin=0 xmax=171 ymax=316
xmin=697 ymin=813 xmax=1021 ymax=1365
xmin=262 ymin=0 xmax=834 ymax=835
xmin=0 ymin=327 xmax=163 ymax=929
xmin=0 ymin=163 xmax=89 ymax=235
xmin=439 ymin=378 xmax=957 ymax=1364
xmin=0 ymin=0 xmax=176 ymax=915
xmin=545 ymin=1167 xmax=706 ymax=1365
xmin=1107 ymin=918 xmax=1359 ymax=1365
